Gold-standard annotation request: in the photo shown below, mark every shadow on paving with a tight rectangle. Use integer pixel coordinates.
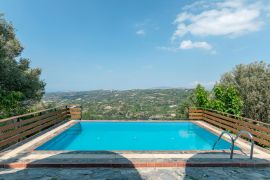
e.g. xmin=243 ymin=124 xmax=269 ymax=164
xmin=0 ymin=151 xmax=143 ymax=180
xmin=183 ymin=152 xmax=270 ymax=180
xmin=1 ymin=151 xmax=270 ymax=179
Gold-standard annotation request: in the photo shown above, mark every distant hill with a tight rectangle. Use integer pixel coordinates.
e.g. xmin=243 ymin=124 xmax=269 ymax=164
xmin=43 ymin=88 xmax=193 ymax=120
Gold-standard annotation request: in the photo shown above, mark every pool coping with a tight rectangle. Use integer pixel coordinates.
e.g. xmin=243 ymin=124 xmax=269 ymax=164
xmin=34 ymin=120 xmax=247 ymax=153
xmin=2 ymin=120 xmax=251 ymax=153
xmin=1 ymin=120 xmax=270 ymax=168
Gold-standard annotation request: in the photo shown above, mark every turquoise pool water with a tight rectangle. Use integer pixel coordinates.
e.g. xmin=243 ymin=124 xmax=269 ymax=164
xmin=36 ymin=122 xmax=238 ymax=150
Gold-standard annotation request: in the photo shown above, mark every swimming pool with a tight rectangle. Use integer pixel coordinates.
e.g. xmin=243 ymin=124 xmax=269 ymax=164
xmin=36 ymin=122 xmax=238 ymax=151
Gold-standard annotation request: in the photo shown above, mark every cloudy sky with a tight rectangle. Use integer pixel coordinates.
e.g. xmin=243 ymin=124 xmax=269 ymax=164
xmin=1 ymin=0 xmax=270 ymax=91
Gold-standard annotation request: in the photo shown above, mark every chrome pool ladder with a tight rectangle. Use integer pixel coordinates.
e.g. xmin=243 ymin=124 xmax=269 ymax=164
xmin=212 ymin=130 xmax=254 ymax=159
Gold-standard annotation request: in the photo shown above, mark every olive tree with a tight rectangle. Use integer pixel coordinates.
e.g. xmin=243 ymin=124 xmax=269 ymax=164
xmin=220 ymin=61 xmax=270 ymax=122
xmin=0 ymin=14 xmax=45 ymax=118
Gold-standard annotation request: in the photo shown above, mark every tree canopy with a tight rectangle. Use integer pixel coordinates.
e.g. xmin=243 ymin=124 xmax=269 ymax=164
xmin=0 ymin=14 xmax=45 ymax=118
xmin=181 ymin=61 xmax=270 ymax=122
xmin=220 ymin=61 xmax=270 ymax=122
xmin=191 ymin=84 xmax=243 ymax=116
xmin=177 ymin=84 xmax=243 ymax=118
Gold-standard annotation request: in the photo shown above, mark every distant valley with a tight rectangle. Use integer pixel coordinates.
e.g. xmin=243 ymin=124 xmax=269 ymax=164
xmin=43 ymin=89 xmax=193 ymax=120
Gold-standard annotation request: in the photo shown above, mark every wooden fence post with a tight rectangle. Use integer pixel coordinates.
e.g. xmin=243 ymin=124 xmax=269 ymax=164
xmin=67 ymin=104 xmax=82 ymax=120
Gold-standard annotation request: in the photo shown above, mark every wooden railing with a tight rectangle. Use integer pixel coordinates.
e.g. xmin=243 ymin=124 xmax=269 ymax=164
xmin=0 ymin=104 xmax=82 ymax=150
xmin=67 ymin=104 xmax=82 ymax=120
xmin=189 ymin=108 xmax=270 ymax=147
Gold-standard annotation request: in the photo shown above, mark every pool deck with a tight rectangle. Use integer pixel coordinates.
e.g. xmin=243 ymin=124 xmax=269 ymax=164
xmin=2 ymin=167 xmax=270 ymax=180
xmin=1 ymin=120 xmax=270 ymax=168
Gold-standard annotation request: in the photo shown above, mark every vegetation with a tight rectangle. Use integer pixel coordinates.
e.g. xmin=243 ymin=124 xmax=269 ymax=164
xmin=184 ymin=61 xmax=270 ymax=122
xmin=220 ymin=61 xmax=270 ymax=122
xmin=0 ymin=14 xmax=45 ymax=118
xmin=43 ymin=89 xmax=192 ymax=120
xmin=179 ymin=84 xmax=243 ymax=116
xmin=209 ymin=85 xmax=243 ymax=115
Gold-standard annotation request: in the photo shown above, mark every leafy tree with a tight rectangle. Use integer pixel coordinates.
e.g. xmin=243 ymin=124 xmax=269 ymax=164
xmin=177 ymin=85 xmax=208 ymax=118
xmin=192 ymin=84 xmax=209 ymax=108
xmin=0 ymin=14 xmax=45 ymax=118
xmin=209 ymin=85 xmax=243 ymax=115
xmin=181 ymin=84 xmax=242 ymax=117
xmin=0 ymin=89 xmax=24 ymax=117
xmin=220 ymin=61 xmax=270 ymax=122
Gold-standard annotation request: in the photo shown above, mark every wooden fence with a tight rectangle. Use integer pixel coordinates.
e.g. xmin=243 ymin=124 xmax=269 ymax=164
xmin=189 ymin=108 xmax=270 ymax=147
xmin=66 ymin=104 xmax=82 ymax=120
xmin=0 ymin=104 xmax=82 ymax=150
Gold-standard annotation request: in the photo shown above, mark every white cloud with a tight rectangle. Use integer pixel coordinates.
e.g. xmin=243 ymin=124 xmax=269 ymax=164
xmin=180 ymin=40 xmax=212 ymax=50
xmin=182 ymin=1 xmax=215 ymax=11
xmin=136 ymin=29 xmax=146 ymax=36
xmin=172 ymin=0 xmax=266 ymax=41
xmin=135 ymin=19 xmax=160 ymax=37
xmin=157 ymin=40 xmax=213 ymax=52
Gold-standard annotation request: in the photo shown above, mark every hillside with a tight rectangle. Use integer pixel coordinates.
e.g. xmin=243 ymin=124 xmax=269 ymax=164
xmin=43 ymin=89 xmax=192 ymax=120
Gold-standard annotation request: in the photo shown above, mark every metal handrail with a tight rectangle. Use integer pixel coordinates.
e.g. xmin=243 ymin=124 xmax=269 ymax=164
xmin=233 ymin=130 xmax=254 ymax=159
xmin=213 ymin=130 xmax=254 ymax=159
xmin=212 ymin=131 xmax=235 ymax=159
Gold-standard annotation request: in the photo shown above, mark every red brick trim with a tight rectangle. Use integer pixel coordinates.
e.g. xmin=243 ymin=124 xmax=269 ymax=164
xmin=1 ymin=161 xmax=270 ymax=168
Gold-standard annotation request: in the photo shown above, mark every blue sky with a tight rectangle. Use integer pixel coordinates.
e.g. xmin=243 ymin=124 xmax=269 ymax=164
xmin=1 ymin=0 xmax=270 ymax=92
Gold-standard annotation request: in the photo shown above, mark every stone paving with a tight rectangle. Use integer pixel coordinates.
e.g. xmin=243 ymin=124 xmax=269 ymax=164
xmin=0 ymin=167 xmax=270 ymax=180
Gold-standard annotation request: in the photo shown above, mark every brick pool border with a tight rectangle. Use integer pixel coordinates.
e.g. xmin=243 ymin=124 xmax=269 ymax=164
xmin=1 ymin=161 xmax=270 ymax=168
